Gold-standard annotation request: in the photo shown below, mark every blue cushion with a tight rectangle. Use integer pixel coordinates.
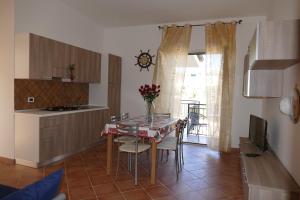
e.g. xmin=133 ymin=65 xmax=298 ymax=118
xmin=2 ymin=169 xmax=64 ymax=200
xmin=0 ymin=185 xmax=18 ymax=198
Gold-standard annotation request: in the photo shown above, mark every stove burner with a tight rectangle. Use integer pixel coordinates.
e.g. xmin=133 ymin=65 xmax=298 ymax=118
xmin=44 ymin=106 xmax=80 ymax=112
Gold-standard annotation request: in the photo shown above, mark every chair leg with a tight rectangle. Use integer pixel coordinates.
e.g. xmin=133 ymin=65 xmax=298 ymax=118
xmin=166 ymin=150 xmax=169 ymax=162
xmin=178 ymin=147 xmax=182 ymax=170
xmin=115 ymin=147 xmax=121 ymax=179
xmin=175 ymin=149 xmax=179 ymax=180
xmin=135 ymin=152 xmax=138 ymax=185
xmin=129 ymin=153 xmax=132 ymax=172
xmin=127 ymin=153 xmax=130 ymax=171
xmin=147 ymin=149 xmax=150 ymax=160
xmin=160 ymin=150 xmax=164 ymax=163
xmin=181 ymin=144 xmax=184 ymax=166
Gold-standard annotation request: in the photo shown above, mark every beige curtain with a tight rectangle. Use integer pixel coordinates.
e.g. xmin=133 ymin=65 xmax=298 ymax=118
xmin=205 ymin=22 xmax=236 ymax=152
xmin=153 ymin=25 xmax=192 ymax=117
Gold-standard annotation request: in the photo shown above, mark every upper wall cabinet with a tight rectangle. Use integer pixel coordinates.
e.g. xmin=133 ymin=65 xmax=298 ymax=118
xmin=248 ymin=20 xmax=300 ymax=70
xmin=243 ymin=53 xmax=283 ymax=98
xmin=15 ymin=33 xmax=101 ymax=83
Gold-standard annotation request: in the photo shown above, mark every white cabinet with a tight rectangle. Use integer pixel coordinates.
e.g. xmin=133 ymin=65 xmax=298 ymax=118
xmin=243 ymin=20 xmax=300 ymax=98
xmin=249 ymin=20 xmax=300 ymax=70
xmin=243 ymin=54 xmax=283 ymax=98
xmin=240 ymin=138 xmax=300 ymax=200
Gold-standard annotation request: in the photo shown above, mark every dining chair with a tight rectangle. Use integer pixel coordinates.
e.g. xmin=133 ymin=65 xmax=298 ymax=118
xmin=110 ymin=115 xmax=120 ymax=123
xmin=111 ymin=114 xmax=136 ymax=144
xmin=115 ymin=122 xmax=151 ymax=185
xmin=157 ymin=119 xmax=187 ymax=178
xmin=187 ymin=104 xmax=208 ymax=140
xmin=121 ymin=112 xmax=129 ymax=120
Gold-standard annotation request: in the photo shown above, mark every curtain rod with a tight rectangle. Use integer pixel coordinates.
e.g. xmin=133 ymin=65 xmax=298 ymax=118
xmin=157 ymin=19 xmax=242 ymax=30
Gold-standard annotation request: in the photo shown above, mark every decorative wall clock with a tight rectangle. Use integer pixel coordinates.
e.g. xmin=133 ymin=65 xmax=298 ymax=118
xmin=135 ymin=49 xmax=155 ymax=71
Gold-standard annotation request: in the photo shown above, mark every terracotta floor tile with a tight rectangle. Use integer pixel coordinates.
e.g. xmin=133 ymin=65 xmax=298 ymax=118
xmin=86 ymin=167 xmax=107 ymax=177
xmin=0 ymin=144 xmax=244 ymax=200
xmin=99 ymin=193 xmax=125 ymax=200
xmin=165 ymin=182 xmax=193 ymax=195
xmin=123 ymin=189 xmax=151 ymax=200
xmin=145 ymin=185 xmax=171 ymax=199
xmin=115 ymin=179 xmax=141 ymax=192
xmin=69 ymin=186 xmax=96 ymax=200
xmin=93 ymin=183 xmax=119 ymax=196
xmin=90 ymin=175 xmax=113 ymax=185
xmin=67 ymin=176 xmax=91 ymax=188
xmin=138 ymin=177 xmax=162 ymax=189
xmin=175 ymin=191 xmax=207 ymax=200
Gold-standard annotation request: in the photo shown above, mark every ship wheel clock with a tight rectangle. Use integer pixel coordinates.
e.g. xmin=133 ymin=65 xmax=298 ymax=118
xmin=135 ymin=49 xmax=155 ymax=71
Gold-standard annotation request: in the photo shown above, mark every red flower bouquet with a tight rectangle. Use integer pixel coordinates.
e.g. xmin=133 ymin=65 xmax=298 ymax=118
xmin=138 ymin=84 xmax=160 ymax=103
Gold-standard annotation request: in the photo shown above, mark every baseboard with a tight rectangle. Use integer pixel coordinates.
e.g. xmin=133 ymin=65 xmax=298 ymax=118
xmin=0 ymin=156 xmax=15 ymax=165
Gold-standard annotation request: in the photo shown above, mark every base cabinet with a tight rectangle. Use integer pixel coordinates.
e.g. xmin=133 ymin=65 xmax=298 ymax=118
xmin=15 ymin=108 xmax=109 ymax=167
xmin=240 ymin=138 xmax=300 ymax=200
xmin=40 ymin=125 xmax=64 ymax=162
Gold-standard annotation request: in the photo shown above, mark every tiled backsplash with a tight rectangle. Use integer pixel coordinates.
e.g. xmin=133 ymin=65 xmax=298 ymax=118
xmin=15 ymin=79 xmax=89 ymax=110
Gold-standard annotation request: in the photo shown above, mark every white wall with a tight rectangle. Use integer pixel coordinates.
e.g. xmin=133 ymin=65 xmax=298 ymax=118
xmin=15 ymin=0 xmax=104 ymax=53
xmin=0 ymin=0 xmax=15 ymax=159
xmin=268 ymin=0 xmax=300 ymax=20
xmin=101 ymin=16 xmax=265 ymax=148
xmin=89 ymin=53 xmax=109 ymax=106
xmin=261 ymin=0 xmax=300 ymax=185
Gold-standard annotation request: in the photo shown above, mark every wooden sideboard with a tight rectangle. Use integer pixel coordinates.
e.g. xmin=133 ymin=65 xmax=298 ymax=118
xmin=15 ymin=33 xmax=101 ymax=83
xmin=239 ymin=137 xmax=300 ymax=200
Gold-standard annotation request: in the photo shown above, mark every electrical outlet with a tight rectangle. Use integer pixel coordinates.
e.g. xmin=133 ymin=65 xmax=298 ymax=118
xmin=27 ymin=97 xmax=34 ymax=103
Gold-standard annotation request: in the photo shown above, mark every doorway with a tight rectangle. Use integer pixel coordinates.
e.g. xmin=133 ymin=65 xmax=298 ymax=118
xmin=180 ymin=53 xmax=208 ymax=144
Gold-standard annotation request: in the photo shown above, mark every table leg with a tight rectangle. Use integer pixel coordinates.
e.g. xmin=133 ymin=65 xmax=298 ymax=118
xmin=151 ymin=141 xmax=157 ymax=184
xmin=106 ymin=134 xmax=113 ymax=175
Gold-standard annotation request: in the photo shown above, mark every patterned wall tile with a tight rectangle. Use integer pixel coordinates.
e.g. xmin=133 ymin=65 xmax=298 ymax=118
xmin=15 ymin=79 xmax=89 ymax=110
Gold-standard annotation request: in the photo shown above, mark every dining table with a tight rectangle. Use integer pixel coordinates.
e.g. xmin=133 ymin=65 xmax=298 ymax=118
xmin=103 ymin=115 xmax=178 ymax=184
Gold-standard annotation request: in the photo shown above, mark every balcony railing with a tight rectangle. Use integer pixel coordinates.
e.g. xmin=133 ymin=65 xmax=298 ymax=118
xmin=180 ymin=100 xmax=208 ymax=137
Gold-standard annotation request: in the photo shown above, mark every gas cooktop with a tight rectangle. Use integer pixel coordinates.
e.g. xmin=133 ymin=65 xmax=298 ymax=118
xmin=44 ymin=106 xmax=80 ymax=112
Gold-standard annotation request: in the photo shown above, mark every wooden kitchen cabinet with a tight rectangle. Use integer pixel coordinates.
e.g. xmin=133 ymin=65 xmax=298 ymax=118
xmin=64 ymin=113 xmax=81 ymax=153
xmin=40 ymin=125 xmax=64 ymax=162
xmin=15 ymin=108 xmax=109 ymax=167
xmin=15 ymin=33 xmax=101 ymax=83
xmin=15 ymin=33 xmax=54 ymax=80
xmin=39 ymin=116 xmax=65 ymax=162
xmin=52 ymin=41 xmax=71 ymax=78
xmin=69 ymin=46 xmax=101 ymax=83
xmin=108 ymin=54 xmax=122 ymax=117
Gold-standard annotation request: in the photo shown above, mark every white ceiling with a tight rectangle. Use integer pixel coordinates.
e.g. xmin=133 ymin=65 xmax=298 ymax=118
xmin=61 ymin=0 xmax=271 ymax=27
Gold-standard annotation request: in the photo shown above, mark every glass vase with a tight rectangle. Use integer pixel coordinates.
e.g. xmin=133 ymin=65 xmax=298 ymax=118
xmin=146 ymin=101 xmax=153 ymax=123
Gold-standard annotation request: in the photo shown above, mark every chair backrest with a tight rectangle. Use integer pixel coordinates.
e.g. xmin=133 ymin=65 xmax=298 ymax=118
xmin=188 ymin=103 xmax=207 ymax=124
xmin=153 ymin=113 xmax=171 ymax=118
xmin=121 ymin=112 xmax=129 ymax=120
xmin=116 ymin=122 xmax=139 ymax=137
xmin=111 ymin=115 xmax=120 ymax=123
xmin=176 ymin=118 xmax=188 ymax=145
